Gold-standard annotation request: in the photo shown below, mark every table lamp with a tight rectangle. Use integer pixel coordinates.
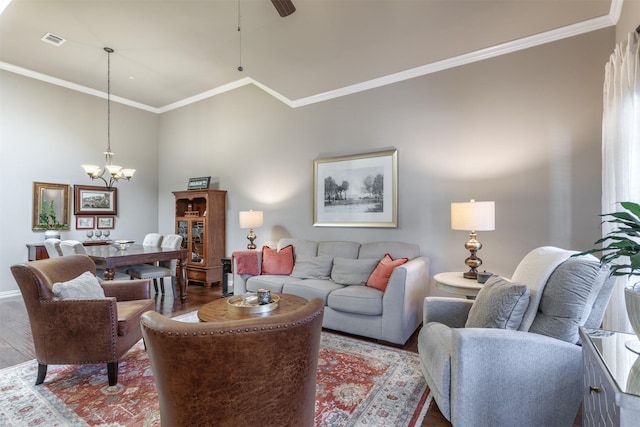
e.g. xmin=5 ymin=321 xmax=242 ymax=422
xmin=239 ymin=210 xmax=263 ymax=249
xmin=451 ymin=199 xmax=495 ymax=279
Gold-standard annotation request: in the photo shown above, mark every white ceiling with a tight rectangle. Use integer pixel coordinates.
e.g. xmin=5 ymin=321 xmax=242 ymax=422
xmin=0 ymin=0 xmax=617 ymax=113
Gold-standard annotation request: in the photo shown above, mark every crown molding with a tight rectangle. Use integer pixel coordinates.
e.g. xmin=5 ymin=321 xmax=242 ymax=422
xmin=1 ymin=7 xmax=619 ymax=114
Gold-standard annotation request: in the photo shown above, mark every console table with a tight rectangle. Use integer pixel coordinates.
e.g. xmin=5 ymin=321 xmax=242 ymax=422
xmin=26 ymin=240 xmax=110 ymax=261
xmin=580 ymin=327 xmax=640 ymax=426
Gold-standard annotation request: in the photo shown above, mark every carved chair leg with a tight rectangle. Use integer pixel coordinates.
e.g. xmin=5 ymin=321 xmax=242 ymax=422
xmin=36 ymin=363 xmax=47 ymax=385
xmin=107 ymin=361 xmax=118 ymax=386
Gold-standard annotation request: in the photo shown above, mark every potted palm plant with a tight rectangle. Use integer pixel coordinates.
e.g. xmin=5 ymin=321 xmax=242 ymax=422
xmin=34 ymin=200 xmax=67 ymax=240
xmin=577 ymin=201 xmax=640 ymax=338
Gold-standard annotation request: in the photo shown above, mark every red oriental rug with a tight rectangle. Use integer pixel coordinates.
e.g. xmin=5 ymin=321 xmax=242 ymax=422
xmin=0 ymin=315 xmax=430 ymax=426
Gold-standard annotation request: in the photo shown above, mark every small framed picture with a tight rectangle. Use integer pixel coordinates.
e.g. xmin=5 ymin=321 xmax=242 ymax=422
xmin=76 ymin=216 xmax=95 ymax=230
xmin=97 ymin=216 xmax=115 ymax=229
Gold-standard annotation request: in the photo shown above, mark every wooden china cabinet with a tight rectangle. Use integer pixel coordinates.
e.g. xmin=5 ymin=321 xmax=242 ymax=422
xmin=173 ymin=189 xmax=226 ymax=288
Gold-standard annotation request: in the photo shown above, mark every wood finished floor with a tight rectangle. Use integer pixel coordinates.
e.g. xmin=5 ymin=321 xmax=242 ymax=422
xmin=0 ymin=283 xmax=578 ymax=426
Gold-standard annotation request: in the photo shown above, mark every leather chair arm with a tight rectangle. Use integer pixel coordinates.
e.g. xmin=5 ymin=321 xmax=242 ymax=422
xmin=38 ymin=299 xmax=119 ymax=360
xmin=101 ymin=279 xmax=151 ymax=301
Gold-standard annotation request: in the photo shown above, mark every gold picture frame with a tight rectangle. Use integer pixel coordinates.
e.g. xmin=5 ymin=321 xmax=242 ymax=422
xmin=313 ymin=149 xmax=398 ymax=228
xmin=32 ymin=182 xmax=71 ymax=231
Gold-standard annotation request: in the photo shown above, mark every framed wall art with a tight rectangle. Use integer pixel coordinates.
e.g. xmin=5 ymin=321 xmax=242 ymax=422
xmin=96 ymin=216 xmax=115 ymax=229
xmin=76 ymin=216 xmax=95 ymax=230
xmin=313 ymin=149 xmax=398 ymax=228
xmin=74 ymin=185 xmax=118 ymax=215
xmin=32 ymin=181 xmax=71 ymax=231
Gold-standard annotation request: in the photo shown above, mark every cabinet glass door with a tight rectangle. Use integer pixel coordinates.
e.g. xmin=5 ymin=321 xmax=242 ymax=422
xmin=190 ymin=221 xmax=206 ymax=265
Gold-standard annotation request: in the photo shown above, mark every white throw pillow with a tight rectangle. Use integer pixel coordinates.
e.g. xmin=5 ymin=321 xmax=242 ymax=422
xmin=52 ymin=271 xmax=106 ymax=299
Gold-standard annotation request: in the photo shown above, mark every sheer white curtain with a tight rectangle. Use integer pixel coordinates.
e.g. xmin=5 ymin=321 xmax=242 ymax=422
xmin=602 ymin=31 xmax=640 ymax=333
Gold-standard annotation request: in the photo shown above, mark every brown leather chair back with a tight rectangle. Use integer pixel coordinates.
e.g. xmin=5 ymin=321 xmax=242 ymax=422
xmin=12 ymin=254 xmax=97 ymax=308
xmin=141 ymin=298 xmax=324 ymax=427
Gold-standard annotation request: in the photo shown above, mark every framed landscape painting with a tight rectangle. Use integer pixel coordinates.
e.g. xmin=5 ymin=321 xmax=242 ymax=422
xmin=75 ymin=216 xmax=95 ymax=230
xmin=74 ymin=185 xmax=118 ymax=215
xmin=314 ymin=149 xmax=398 ymax=227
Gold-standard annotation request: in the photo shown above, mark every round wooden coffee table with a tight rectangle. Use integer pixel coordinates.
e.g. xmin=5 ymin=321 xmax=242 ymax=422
xmin=197 ymin=293 xmax=308 ymax=322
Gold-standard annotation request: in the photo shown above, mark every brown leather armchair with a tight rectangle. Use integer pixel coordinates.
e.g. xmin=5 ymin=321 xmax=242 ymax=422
xmin=10 ymin=254 xmax=154 ymax=386
xmin=141 ymin=297 xmax=324 ymax=427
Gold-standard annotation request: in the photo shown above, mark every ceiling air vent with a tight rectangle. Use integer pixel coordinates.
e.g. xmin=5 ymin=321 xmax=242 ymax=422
xmin=40 ymin=32 xmax=66 ymax=47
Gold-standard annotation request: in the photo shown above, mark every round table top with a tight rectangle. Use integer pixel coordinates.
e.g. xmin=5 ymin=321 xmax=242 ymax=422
xmin=434 ymin=272 xmax=483 ymax=298
xmin=197 ymin=293 xmax=308 ymax=322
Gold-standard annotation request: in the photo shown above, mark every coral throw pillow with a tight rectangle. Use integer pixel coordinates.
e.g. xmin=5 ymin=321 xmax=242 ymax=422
xmin=261 ymin=245 xmax=294 ymax=275
xmin=366 ymin=253 xmax=409 ymax=291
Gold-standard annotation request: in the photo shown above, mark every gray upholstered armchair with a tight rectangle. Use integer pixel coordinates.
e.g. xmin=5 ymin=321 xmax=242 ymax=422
xmin=418 ymin=246 xmax=615 ymax=426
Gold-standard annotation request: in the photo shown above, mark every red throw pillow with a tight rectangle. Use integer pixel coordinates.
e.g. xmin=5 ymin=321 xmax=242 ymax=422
xmin=261 ymin=245 xmax=294 ymax=275
xmin=366 ymin=253 xmax=409 ymax=291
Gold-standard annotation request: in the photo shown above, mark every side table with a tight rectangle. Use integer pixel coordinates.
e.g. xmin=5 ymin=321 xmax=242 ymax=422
xmin=580 ymin=327 xmax=640 ymax=426
xmin=433 ymin=272 xmax=483 ymax=299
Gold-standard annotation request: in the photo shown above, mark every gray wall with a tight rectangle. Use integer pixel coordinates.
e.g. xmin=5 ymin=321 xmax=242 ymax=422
xmin=158 ymin=28 xmax=613 ymax=296
xmin=0 ymin=26 xmax=614 ymax=296
xmin=0 ymin=72 xmax=159 ymax=294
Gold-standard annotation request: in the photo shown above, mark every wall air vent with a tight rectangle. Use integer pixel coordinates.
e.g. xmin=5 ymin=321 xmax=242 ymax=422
xmin=40 ymin=32 xmax=66 ymax=47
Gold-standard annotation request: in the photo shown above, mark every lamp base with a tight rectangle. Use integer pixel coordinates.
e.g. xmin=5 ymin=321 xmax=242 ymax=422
xmin=246 ymin=229 xmax=257 ymax=250
xmin=463 ymin=269 xmax=478 ymax=280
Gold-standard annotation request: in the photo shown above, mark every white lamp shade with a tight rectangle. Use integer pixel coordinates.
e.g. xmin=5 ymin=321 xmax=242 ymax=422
xmin=451 ymin=200 xmax=495 ymax=231
xmin=239 ymin=210 xmax=263 ymax=229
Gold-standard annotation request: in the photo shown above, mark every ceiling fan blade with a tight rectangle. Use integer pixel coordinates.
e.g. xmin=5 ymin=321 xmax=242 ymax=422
xmin=271 ymin=0 xmax=295 ymax=17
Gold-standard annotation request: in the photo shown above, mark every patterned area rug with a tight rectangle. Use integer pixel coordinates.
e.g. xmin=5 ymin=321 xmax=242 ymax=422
xmin=0 ymin=312 xmax=430 ymax=427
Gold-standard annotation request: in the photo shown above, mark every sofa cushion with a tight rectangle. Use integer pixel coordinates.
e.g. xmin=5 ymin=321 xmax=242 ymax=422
xmin=327 ymin=285 xmax=383 ymax=315
xmin=246 ymin=275 xmax=302 ymax=293
xmin=282 ymin=279 xmax=344 ymax=304
xmin=116 ymin=299 xmax=154 ymax=336
xmin=529 ymin=256 xmax=610 ymax=343
xmin=52 ymin=271 xmax=106 ymax=299
xmin=465 ymin=276 xmax=530 ymax=330
xmin=359 ymin=242 xmax=420 ymax=260
xmin=318 ymin=241 xmax=361 ymax=259
xmin=366 ymin=253 xmax=408 ymax=291
xmin=278 ymin=239 xmax=318 ymax=257
xmin=331 ymin=257 xmax=379 ymax=286
xmin=291 ymin=255 xmax=333 ymax=280
xmin=261 ymin=245 xmax=294 ymax=275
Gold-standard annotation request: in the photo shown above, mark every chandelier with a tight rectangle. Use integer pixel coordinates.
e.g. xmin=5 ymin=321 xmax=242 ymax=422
xmin=81 ymin=47 xmax=135 ymax=189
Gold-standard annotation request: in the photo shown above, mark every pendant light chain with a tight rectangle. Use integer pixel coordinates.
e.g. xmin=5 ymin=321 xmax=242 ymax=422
xmin=237 ymin=0 xmax=243 ymax=72
xmin=106 ymin=47 xmax=112 ymax=156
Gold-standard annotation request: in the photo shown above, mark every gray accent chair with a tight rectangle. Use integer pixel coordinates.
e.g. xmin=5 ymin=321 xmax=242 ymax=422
xmin=418 ymin=246 xmax=615 ymax=427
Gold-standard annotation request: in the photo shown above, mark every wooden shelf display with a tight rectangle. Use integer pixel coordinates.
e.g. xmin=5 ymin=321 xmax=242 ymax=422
xmin=173 ymin=189 xmax=226 ymax=288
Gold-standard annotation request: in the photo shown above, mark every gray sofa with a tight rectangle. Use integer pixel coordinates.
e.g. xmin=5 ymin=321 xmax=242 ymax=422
xmin=417 ymin=246 xmax=615 ymax=426
xmin=233 ymin=238 xmax=430 ymax=345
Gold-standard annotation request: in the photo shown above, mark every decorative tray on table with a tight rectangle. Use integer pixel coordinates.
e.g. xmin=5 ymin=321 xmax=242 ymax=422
xmin=227 ymin=294 xmax=280 ymax=314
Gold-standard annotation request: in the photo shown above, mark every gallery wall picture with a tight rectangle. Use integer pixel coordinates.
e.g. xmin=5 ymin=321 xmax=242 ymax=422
xmin=96 ymin=216 xmax=115 ymax=229
xmin=74 ymin=185 xmax=117 ymax=215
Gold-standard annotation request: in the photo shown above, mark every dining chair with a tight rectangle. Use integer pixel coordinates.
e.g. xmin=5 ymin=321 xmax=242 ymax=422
xmin=126 ymin=234 xmax=183 ymax=296
xmin=43 ymin=238 xmax=63 ymax=258
xmin=60 ymin=240 xmax=129 ymax=280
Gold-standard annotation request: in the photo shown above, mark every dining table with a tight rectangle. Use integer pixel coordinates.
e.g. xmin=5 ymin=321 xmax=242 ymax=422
xmin=83 ymin=243 xmax=189 ymax=302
